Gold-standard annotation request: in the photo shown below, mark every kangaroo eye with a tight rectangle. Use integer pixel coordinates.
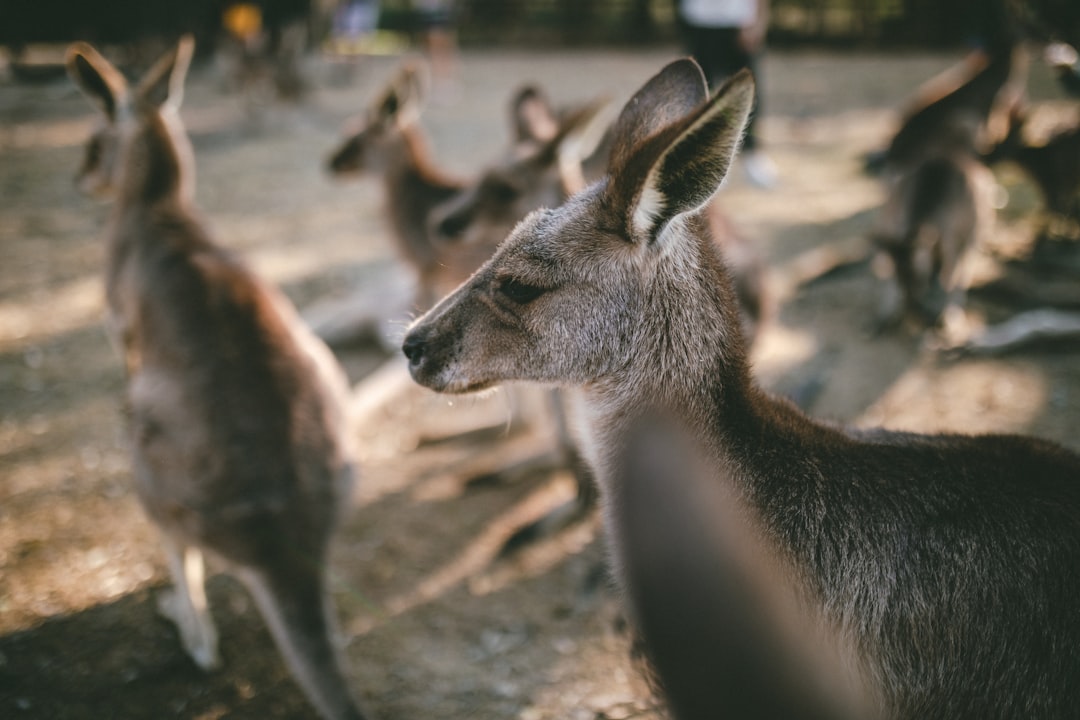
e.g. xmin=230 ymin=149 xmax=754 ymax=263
xmin=496 ymin=277 xmax=547 ymax=305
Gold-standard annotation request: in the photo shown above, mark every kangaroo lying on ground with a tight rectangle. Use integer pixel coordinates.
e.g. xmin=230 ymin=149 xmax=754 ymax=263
xmin=403 ymin=59 xmax=1080 ymax=719
xmin=68 ymin=37 xmax=368 ymax=720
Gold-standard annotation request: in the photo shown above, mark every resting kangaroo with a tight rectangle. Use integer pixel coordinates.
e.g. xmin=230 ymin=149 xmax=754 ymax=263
xmin=68 ymin=38 xmax=368 ymax=720
xmin=403 ymin=59 xmax=1080 ymax=719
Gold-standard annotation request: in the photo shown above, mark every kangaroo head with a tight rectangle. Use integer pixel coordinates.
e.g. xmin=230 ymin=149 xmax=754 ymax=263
xmin=428 ymin=89 xmax=611 ymax=248
xmin=327 ymin=63 xmax=425 ymax=175
xmin=404 ymin=60 xmax=754 ymax=394
xmin=67 ymin=36 xmax=194 ymax=199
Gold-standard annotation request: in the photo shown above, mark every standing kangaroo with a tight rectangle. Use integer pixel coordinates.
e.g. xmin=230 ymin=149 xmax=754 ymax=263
xmin=872 ymin=151 xmax=996 ymax=332
xmin=327 ymin=62 xmax=467 ymax=311
xmin=68 ymin=38 xmax=368 ymax=720
xmin=403 ymin=60 xmax=1080 ymax=719
xmin=872 ymin=45 xmax=1025 ymax=333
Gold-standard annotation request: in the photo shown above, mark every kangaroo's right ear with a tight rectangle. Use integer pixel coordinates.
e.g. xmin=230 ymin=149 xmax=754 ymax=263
xmin=135 ymin=34 xmax=194 ymax=111
xmin=545 ymin=96 xmax=613 ymax=195
xmin=510 ymin=85 xmax=559 ymax=144
xmin=609 ymin=64 xmax=754 ymax=244
xmin=66 ymin=42 xmax=128 ymax=120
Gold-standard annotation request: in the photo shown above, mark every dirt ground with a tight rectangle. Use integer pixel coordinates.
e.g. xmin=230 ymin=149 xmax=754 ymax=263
xmin=2 ymin=45 xmax=1079 ymax=720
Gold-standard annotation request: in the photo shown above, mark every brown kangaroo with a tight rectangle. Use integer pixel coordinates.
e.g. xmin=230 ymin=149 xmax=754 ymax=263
xmin=871 ymin=151 xmax=996 ymax=333
xmin=327 ymin=62 xmax=468 ymax=311
xmin=871 ymin=45 xmax=1025 ymax=335
xmin=985 ymin=109 xmax=1080 ymax=241
xmin=403 ymin=59 xmax=1080 ymax=719
xmin=68 ymin=38 xmax=368 ymax=720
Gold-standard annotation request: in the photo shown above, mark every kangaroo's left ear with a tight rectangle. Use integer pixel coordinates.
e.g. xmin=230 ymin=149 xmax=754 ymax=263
xmin=135 ymin=34 xmax=194 ymax=111
xmin=510 ymin=85 xmax=560 ymax=144
xmin=66 ymin=42 xmax=129 ymax=121
xmin=611 ymin=66 xmax=755 ymax=245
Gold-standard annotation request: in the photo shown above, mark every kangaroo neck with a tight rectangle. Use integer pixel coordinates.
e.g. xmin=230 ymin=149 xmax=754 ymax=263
xmin=116 ymin=109 xmax=192 ymax=212
xmin=579 ymin=230 xmax=829 ymax=505
xmin=382 ymin=124 xmax=459 ymax=266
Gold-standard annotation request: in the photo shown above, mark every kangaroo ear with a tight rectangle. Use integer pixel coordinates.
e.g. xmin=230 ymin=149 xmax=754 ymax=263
xmin=607 ymin=59 xmax=709 ymax=180
xmin=612 ymin=67 xmax=754 ymax=244
xmin=546 ymin=96 xmax=613 ymax=195
xmin=380 ymin=62 xmax=426 ymax=126
xmin=510 ymin=85 xmax=559 ymax=143
xmin=66 ymin=42 xmax=128 ymax=121
xmin=135 ymin=34 xmax=194 ymax=111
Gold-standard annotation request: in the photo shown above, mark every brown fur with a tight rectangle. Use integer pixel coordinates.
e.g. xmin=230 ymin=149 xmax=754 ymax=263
xmin=69 ymin=38 xmax=368 ymax=720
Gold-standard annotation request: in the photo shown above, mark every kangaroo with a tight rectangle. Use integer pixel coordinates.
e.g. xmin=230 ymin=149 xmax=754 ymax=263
xmin=403 ymin=60 xmax=1080 ymax=719
xmin=870 ymin=44 xmax=1025 ymax=335
xmin=871 ymin=151 xmax=996 ymax=334
xmin=985 ymin=109 xmax=1080 ymax=241
xmin=327 ymin=62 xmax=467 ymax=311
xmin=68 ymin=38 xmax=368 ymax=720
xmin=882 ymin=42 xmax=1028 ymax=174
xmin=429 ymin=85 xmax=610 ymax=251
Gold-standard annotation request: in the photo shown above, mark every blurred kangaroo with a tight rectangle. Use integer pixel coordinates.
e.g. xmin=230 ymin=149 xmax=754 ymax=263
xmin=429 ymin=84 xmax=611 ymax=249
xmin=403 ymin=59 xmax=1080 ymax=719
xmin=985 ymin=109 xmax=1080 ymax=241
xmin=882 ymin=43 xmax=1028 ymax=173
xmin=327 ymin=62 xmax=468 ymax=311
xmin=872 ymin=44 xmax=1026 ymax=334
xmin=68 ymin=37 xmax=368 ymax=720
xmin=872 ymin=152 xmax=996 ymax=333
xmin=326 ymin=67 xmax=609 ymax=312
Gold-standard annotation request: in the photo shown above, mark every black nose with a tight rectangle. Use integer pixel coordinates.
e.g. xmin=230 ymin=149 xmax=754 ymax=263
xmin=402 ymin=330 xmax=426 ymax=367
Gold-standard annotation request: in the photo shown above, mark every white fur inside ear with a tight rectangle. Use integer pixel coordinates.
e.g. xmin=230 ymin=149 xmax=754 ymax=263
xmin=632 ymin=184 xmax=667 ymax=240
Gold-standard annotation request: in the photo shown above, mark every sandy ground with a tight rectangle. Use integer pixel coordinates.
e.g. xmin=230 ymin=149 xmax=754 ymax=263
xmin=1 ymin=46 xmax=1079 ymax=719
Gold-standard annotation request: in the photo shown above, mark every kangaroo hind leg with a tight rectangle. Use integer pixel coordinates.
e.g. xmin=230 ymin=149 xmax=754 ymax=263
xmin=157 ymin=536 xmax=221 ymax=671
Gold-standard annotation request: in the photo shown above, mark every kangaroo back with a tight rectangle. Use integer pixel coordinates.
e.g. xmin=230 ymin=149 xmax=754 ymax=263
xmin=69 ymin=38 xmax=368 ymax=720
xmin=885 ymin=44 xmax=1027 ymax=170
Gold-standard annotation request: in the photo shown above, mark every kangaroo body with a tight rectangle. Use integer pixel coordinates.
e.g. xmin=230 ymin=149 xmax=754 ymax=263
xmin=69 ymin=39 xmax=367 ymax=720
xmin=873 ymin=44 xmax=1026 ymax=331
xmin=404 ymin=60 xmax=1080 ymax=719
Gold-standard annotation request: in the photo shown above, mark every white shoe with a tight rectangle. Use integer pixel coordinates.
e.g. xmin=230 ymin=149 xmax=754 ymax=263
xmin=742 ymin=150 xmax=778 ymax=189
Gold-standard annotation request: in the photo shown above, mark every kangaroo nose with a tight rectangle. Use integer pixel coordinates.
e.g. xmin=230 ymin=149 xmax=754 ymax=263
xmin=402 ymin=329 xmax=426 ymax=368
